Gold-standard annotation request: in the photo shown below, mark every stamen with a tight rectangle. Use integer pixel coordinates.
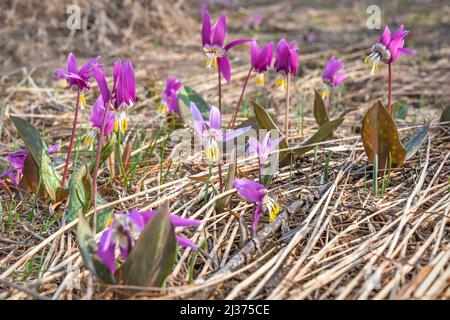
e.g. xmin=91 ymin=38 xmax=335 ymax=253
xmin=275 ymin=77 xmax=287 ymax=92
xmin=80 ymin=94 xmax=86 ymax=110
xmin=256 ymin=73 xmax=265 ymax=86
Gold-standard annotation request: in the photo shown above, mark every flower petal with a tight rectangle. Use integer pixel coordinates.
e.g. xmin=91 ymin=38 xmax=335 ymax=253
xmin=97 ymin=228 xmax=116 ymax=273
xmin=190 ymin=101 xmax=206 ymax=136
xmin=176 ymin=235 xmax=197 ymax=250
xmin=93 ymin=66 xmax=111 ymax=104
xmin=222 ymin=126 xmax=251 ymax=141
xmin=224 ymin=38 xmax=253 ymax=52
xmin=212 ymin=12 xmax=226 ymax=48
xmin=170 ymin=215 xmax=201 ymax=228
xmin=217 ymin=56 xmax=231 ymax=83
xmin=201 ymin=10 xmax=212 ymax=47
xmin=209 ymin=105 xmax=221 ymax=130
xmin=233 ymin=178 xmax=266 ymax=203
xmin=252 ymin=202 xmax=264 ymax=233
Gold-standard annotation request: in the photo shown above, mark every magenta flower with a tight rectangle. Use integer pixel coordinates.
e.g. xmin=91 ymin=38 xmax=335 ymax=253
xmin=97 ymin=209 xmax=201 ymax=272
xmin=56 ymin=52 xmax=101 ymax=92
xmin=250 ymin=41 xmax=273 ymax=86
xmin=201 ymin=10 xmax=252 ymax=83
xmin=321 ymin=56 xmax=346 ymax=98
xmin=233 ymin=178 xmax=280 ymax=233
xmin=190 ymin=102 xmax=251 ymax=161
xmin=159 ymin=76 xmax=182 ymax=114
xmin=93 ymin=59 xmax=136 ymax=134
xmin=247 ymin=132 xmax=284 ymax=166
xmin=84 ymin=97 xmax=115 ymax=150
xmin=274 ymin=39 xmax=298 ymax=91
xmin=365 ymin=25 xmax=414 ymax=74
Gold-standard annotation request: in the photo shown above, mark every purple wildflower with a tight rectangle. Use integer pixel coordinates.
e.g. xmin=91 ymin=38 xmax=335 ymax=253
xmin=190 ymin=101 xmax=250 ymax=161
xmin=274 ymin=39 xmax=298 ymax=91
xmin=250 ymin=41 xmax=273 ymax=86
xmin=247 ymin=132 xmax=284 ymax=166
xmin=84 ymin=97 xmax=115 ymax=150
xmin=233 ymin=178 xmax=280 ymax=233
xmin=201 ymin=10 xmax=252 ymax=83
xmin=159 ymin=76 xmax=182 ymax=114
xmin=56 ymin=52 xmax=101 ymax=92
xmin=321 ymin=56 xmax=346 ymax=98
xmin=97 ymin=209 xmax=201 ymax=272
xmin=365 ymin=25 xmax=414 ymax=74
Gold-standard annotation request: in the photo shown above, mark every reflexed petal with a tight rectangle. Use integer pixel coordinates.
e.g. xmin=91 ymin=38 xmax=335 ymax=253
xmin=233 ymin=178 xmax=266 ymax=203
xmin=124 ymin=60 xmax=136 ymax=104
xmin=252 ymin=202 xmax=264 ymax=233
xmin=8 ymin=150 xmax=28 ymax=175
xmin=190 ymin=101 xmax=207 ymax=136
xmin=202 ymin=10 xmax=212 ymax=47
xmin=47 ymin=144 xmax=59 ymax=154
xmin=97 ymin=228 xmax=116 ymax=272
xmin=170 ymin=215 xmax=201 ymax=228
xmin=93 ymin=66 xmax=111 ymax=104
xmin=176 ymin=235 xmax=197 ymax=250
xmin=246 ymin=136 xmax=260 ymax=156
xmin=334 ymin=71 xmax=346 ymax=86
xmin=66 ymin=52 xmax=78 ymax=74
xmin=128 ymin=209 xmax=145 ymax=230
xmin=398 ymin=47 xmax=414 ymax=56
xmin=168 ymin=90 xmax=179 ymax=114
xmin=212 ymin=12 xmax=226 ymax=48
xmin=290 ymin=47 xmax=298 ymax=76
xmin=217 ymin=56 xmax=231 ymax=83
xmin=379 ymin=26 xmax=391 ymax=46
xmin=250 ymin=41 xmax=260 ymax=68
xmin=224 ymin=38 xmax=253 ymax=52
xmin=209 ymin=105 xmax=221 ymax=130
xmin=222 ymin=126 xmax=251 ymax=141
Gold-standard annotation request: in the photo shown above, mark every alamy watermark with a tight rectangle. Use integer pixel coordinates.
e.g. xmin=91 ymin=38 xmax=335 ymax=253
xmin=366 ymin=5 xmax=382 ymax=30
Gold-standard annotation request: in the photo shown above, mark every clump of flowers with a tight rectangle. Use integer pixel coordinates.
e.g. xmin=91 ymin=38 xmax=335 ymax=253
xmin=233 ymin=178 xmax=280 ymax=234
xmin=158 ymin=76 xmax=182 ymax=114
xmin=97 ymin=209 xmax=201 ymax=272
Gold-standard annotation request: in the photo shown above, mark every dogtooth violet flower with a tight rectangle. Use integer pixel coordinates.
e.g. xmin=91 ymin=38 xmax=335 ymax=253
xmin=202 ymin=10 xmax=252 ymax=83
xmin=250 ymin=41 xmax=273 ymax=86
xmin=321 ymin=56 xmax=346 ymax=98
xmin=84 ymin=96 xmax=115 ymax=150
xmin=56 ymin=52 xmax=102 ymax=107
xmin=93 ymin=59 xmax=136 ymax=134
xmin=190 ymin=101 xmax=251 ymax=162
xmin=247 ymin=132 xmax=284 ymax=166
xmin=274 ymin=39 xmax=298 ymax=91
xmin=365 ymin=25 xmax=414 ymax=75
xmin=97 ymin=209 xmax=201 ymax=272
xmin=232 ymin=178 xmax=280 ymax=233
xmin=0 ymin=146 xmax=59 ymax=186
xmin=157 ymin=76 xmax=182 ymax=114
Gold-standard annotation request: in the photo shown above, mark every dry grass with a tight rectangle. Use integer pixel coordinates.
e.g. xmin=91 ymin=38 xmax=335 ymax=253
xmin=0 ymin=0 xmax=449 ymax=300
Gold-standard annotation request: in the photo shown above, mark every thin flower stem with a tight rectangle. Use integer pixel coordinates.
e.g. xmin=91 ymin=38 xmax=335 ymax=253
xmin=284 ymin=73 xmax=291 ymax=143
xmin=92 ymin=102 xmax=111 ymax=232
xmin=327 ymin=87 xmax=333 ymax=115
xmin=61 ymin=89 xmax=81 ymax=186
xmin=217 ymin=67 xmax=223 ymax=193
xmin=388 ymin=63 xmax=392 ymax=115
xmin=230 ymin=67 xmax=253 ymax=129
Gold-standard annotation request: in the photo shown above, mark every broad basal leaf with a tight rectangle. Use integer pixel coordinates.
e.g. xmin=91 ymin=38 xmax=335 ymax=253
xmin=313 ymin=89 xmax=330 ymax=126
xmin=10 ymin=115 xmax=62 ymax=201
xmin=178 ymin=86 xmax=210 ymax=128
xmin=118 ymin=201 xmax=177 ymax=287
xmin=404 ymin=122 xmax=430 ymax=160
xmin=361 ymin=101 xmax=406 ymax=168
xmin=77 ymin=211 xmax=116 ymax=284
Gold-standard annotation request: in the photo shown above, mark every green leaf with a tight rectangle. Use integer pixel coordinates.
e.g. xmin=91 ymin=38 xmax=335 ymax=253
xmin=394 ymin=101 xmax=409 ymax=120
xmin=290 ymin=118 xmax=345 ymax=156
xmin=117 ymin=201 xmax=177 ymax=287
xmin=216 ymin=148 xmax=236 ymax=213
xmin=361 ymin=101 xmax=406 ymax=169
xmin=313 ymin=89 xmax=329 ymax=126
xmin=77 ymin=211 xmax=116 ymax=284
xmin=67 ymin=165 xmax=113 ymax=232
xmin=178 ymin=86 xmax=210 ymax=128
xmin=10 ymin=115 xmax=62 ymax=201
xmin=404 ymin=122 xmax=430 ymax=160
xmin=89 ymin=134 xmax=116 ymax=175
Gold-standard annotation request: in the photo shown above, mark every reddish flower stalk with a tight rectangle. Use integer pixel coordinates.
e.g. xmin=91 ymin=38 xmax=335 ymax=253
xmin=388 ymin=63 xmax=392 ymax=115
xmin=217 ymin=67 xmax=223 ymax=192
xmin=284 ymin=73 xmax=291 ymax=142
xmin=61 ymin=89 xmax=81 ymax=186
xmin=230 ymin=66 xmax=253 ymax=130
xmin=328 ymin=87 xmax=333 ymax=114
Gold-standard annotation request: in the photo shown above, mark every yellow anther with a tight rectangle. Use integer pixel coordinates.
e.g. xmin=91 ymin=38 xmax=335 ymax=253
xmin=80 ymin=94 xmax=86 ymax=109
xmin=256 ymin=73 xmax=265 ymax=86
xmin=275 ymin=78 xmax=287 ymax=92
xmin=114 ymin=120 xmax=119 ymax=133
xmin=269 ymin=202 xmax=280 ymax=221
xmin=157 ymin=103 xmax=167 ymax=113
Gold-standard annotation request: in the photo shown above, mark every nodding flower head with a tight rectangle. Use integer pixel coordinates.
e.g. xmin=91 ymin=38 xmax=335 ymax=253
xmin=97 ymin=209 xmax=201 ymax=272
xmin=247 ymin=132 xmax=284 ymax=166
xmin=321 ymin=56 xmax=346 ymax=98
xmin=250 ymin=41 xmax=273 ymax=87
xmin=56 ymin=52 xmax=102 ymax=92
xmin=233 ymin=178 xmax=280 ymax=233
xmin=201 ymin=10 xmax=253 ymax=83
xmin=274 ymin=39 xmax=298 ymax=91
xmin=158 ymin=76 xmax=182 ymax=114
xmin=112 ymin=59 xmax=136 ymax=134
xmin=84 ymin=97 xmax=115 ymax=150
xmin=365 ymin=25 xmax=414 ymax=75
xmin=190 ymin=102 xmax=250 ymax=162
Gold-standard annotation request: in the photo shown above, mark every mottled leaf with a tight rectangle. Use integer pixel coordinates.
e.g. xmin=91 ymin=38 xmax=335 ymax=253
xmin=10 ymin=115 xmax=62 ymax=201
xmin=77 ymin=211 xmax=116 ymax=284
xmin=118 ymin=201 xmax=177 ymax=287
xmin=404 ymin=122 xmax=430 ymax=160
xmin=313 ymin=89 xmax=329 ymax=126
xmin=361 ymin=101 xmax=406 ymax=168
